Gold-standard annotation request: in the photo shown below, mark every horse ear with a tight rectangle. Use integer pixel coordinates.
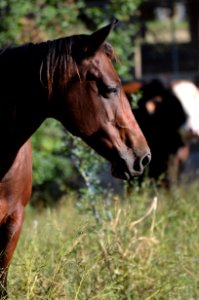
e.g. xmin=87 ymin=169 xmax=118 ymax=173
xmin=84 ymin=18 xmax=118 ymax=56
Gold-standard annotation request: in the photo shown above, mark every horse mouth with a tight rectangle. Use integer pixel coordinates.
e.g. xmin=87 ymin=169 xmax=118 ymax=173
xmin=111 ymin=161 xmax=143 ymax=180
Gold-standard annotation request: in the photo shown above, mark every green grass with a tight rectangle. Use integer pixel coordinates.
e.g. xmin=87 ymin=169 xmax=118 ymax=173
xmin=6 ymin=181 xmax=199 ymax=299
xmin=147 ymin=20 xmax=189 ymax=31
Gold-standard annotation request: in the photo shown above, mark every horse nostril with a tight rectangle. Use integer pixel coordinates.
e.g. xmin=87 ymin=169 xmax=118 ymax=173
xmin=141 ymin=153 xmax=151 ymax=168
xmin=133 ymin=152 xmax=151 ymax=173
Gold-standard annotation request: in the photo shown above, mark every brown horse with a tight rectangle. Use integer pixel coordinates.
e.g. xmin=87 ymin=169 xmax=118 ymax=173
xmin=0 ymin=20 xmax=150 ymax=297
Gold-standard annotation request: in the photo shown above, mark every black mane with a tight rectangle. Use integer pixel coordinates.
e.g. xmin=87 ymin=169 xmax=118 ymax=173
xmin=0 ymin=35 xmax=116 ymax=100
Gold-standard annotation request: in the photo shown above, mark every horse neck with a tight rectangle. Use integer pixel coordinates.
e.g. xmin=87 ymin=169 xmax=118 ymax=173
xmin=0 ymin=43 xmax=49 ymax=153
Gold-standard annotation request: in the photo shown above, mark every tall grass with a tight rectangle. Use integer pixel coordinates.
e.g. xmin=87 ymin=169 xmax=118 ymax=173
xmin=7 ymin=181 xmax=199 ymax=299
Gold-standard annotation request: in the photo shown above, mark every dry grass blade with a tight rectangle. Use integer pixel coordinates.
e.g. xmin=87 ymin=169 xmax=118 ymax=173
xmin=130 ymin=196 xmax=158 ymax=229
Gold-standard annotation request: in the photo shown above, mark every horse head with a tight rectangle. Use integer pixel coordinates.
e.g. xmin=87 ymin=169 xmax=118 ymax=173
xmin=49 ymin=20 xmax=151 ymax=180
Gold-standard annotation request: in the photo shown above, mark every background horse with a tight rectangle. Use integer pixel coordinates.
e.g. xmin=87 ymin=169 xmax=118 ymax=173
xmin=123 ymin=79 xmax=188 ymax=187
xmin=0 ymin=20 xmax=150 ymax=297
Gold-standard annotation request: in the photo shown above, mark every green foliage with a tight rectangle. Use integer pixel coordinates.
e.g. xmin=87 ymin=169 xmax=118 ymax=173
xmin=67 ymin=136 xmax=104 ymax=192
xmin=0 ymin=0 xmax=31 ymax=44
xmin=0 ymin=0 xmax=85 ymax=45
xmin=31 ymin=119 xmax=71 ymax=186
xmin=82 ymin=0 xmax=142 ymax=78
xmin=30 ymin=120 xmax=75 ymax=206
xmin=83 ymin=0 xmax=141 ymax=25
xmin=62 ymin=134 xmax=115 ymax=223
xmin=8 ymin=182 xmax=199 ymax=299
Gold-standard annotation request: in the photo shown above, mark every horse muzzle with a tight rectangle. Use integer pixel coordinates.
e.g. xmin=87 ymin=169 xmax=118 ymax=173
xmin=111 ymin=151 xmax=151 ymax=180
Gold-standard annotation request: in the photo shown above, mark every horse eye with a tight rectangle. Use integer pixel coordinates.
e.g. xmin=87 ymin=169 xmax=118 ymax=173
xmin=106 ymin=87 xmax=119 ymax=95
xmin=86 ymin=73 xmax=96 ymax=81
xmin=99 ymin=85 xmax=119 ymax=99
